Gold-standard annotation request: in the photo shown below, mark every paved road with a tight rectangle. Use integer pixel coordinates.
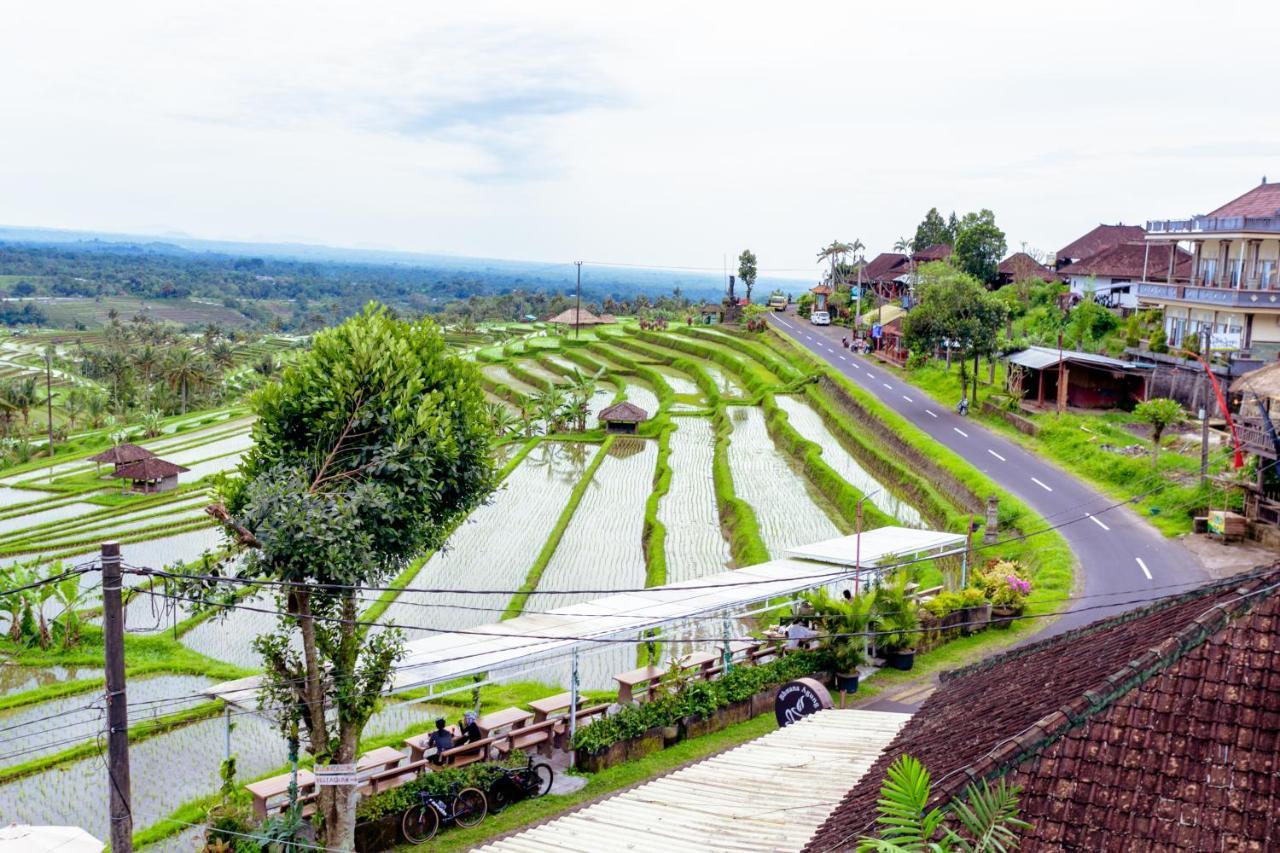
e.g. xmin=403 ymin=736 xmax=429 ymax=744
xmin=768 ymin=311 xmax=1206 ymax=637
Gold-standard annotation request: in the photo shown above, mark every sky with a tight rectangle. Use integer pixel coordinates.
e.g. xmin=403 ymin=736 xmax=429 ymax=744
xmin=4 ymin=1 xmax=1280 ymax=279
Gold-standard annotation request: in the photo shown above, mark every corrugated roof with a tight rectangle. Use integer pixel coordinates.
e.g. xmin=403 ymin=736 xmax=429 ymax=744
xmin=1007 ymin=345 xmax=1146 ymax=372
xmin=479 ymin=710 xmax=909 ymax=853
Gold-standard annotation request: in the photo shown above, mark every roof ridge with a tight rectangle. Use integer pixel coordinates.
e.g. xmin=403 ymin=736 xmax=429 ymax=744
xmin=933 ymin=569 xmax=1280 ymax=802
xmin=939 ymin=565 xmax=1276 ymax=684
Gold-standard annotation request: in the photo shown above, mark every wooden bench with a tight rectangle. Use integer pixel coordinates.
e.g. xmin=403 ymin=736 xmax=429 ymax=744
xmin=477 ymin=707 xmax=533 ymax=738
xmin=529 ymin=692 xmax=573 ymax=723
xmin=246 ymin=769 xmax=316 ymax=820
xmin=614 ymin=651 xmax=721 ymax=703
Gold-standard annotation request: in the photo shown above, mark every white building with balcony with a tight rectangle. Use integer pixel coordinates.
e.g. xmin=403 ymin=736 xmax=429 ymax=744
xmin=1138 ymin=180 xmax=1280 ymax=360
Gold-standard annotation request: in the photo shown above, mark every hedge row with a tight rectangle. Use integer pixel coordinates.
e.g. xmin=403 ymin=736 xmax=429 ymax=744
xmin=680 ymin=326 xmax=804 ymax=383
xmin=710 ymin=405 xmax=770 ymax=567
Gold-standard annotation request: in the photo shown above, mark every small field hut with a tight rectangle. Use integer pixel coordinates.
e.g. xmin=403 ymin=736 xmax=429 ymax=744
xmin=547 ymin=308 xmax=608 ymax=331
xmin=89 ymin=443 xmax=156 ymax=476
xmin=597 ymin=401 xmax=648 ymax=434
xmin=110 ymin=457 xmax=190 ymax=493
xmin=1005 ymin=346 xmax=1151 ymax=411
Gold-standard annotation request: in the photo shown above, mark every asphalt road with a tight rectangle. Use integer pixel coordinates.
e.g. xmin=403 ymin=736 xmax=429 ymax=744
xmin=768 ymin=310 xmax=1207 ymax=637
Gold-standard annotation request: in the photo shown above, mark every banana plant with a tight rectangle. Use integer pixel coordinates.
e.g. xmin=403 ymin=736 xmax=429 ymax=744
xmin=50 ymin=568 xmax=85 ymax=649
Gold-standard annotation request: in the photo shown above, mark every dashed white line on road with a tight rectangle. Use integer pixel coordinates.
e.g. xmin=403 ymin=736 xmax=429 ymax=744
xmin=987 ymin=449 xmax=1006 ymax=462
xmin=1031 ymin=477 xmax=1053 ymax=492
xmin=925 ymin=409 xmax=937 ymax=418
xmin=1136 ymin=557 xmax=1152 ymax=579
xmin=902 ymin=395 xmax=914 ymax=403
xmin=882 ymin=383 xmax=892 ymax=390
xmin=838 ymin=355 xmax=847 ymax=362
xmin=1089 ymin=514 xmax=1111 ymax=531
xmin=953 ymin=427 xmax=969 ymax=438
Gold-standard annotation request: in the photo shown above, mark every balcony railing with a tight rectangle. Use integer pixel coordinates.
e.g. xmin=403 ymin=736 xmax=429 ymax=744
xmin=1136 ymin=282 xmax=1280 ymax=308
xmin=1147 ymin=216 xmax=1280 ymax=235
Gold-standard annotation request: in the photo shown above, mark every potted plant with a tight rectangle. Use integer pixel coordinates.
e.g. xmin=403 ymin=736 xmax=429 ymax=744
xmin=873 ymin=574 xmax=920 ymax=672
xmin=958 ymin=586 xmax=990 ymax=635
xmin=804 ymin=589 xmax=873 ymax=694
xmin=925 ymin=591 xmax=966 ymax=641
xmin=978 ymin=560 xmax=1032 ymax=629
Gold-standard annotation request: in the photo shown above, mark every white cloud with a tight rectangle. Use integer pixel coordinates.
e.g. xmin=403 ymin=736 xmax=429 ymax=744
xmin=2 ymin=0 xmax=1278 ymax=276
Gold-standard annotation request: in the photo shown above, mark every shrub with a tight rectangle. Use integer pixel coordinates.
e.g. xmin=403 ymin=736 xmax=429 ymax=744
xmin=354 ymin=751 xmax=526 ymax=823
xmin=958 ymin=587 xmax=988 ymax=608
xmin=924 ymin=591 xmax=963 ymax=617
xmin=1148 ymin=327 xmax=1168 ymax=353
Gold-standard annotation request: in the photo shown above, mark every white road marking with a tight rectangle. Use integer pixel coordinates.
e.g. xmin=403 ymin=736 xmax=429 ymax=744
xmin=1089 ymin=514 xmax=1110 ymax=531
xmin=1136 ymin=557 xmax=1152 ymax=579
xmin=1031 ymin=477 xmax=1053 ymax=492
xmin=987 ymin=449 xmax=1006 ymax=462
xmin=953 ymin=427 xmax=969 ymax=438
xmin=882 ymin=383 xmax=892 ymax=390
xmin=925 ymin=409 xmax=937 ymax=418
xmin=902 ymin=395 xmax=914 ymax=403
xmin=838 ymin=355 xmax=847 ymax=362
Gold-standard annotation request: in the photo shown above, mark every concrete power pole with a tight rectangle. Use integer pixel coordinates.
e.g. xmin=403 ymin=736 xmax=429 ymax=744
xmin=102 ymin=542 xmax=133 ymax=853
xmin=44 ymin=347 xmax=54 ymax=457
xmin=574 ymin=261 xmax=583 ymax=341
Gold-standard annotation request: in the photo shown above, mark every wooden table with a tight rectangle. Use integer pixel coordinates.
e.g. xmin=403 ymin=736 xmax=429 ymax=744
xmin=529 ymin=692 xmax=573 ymax=723
xmin=669 ymin=650 xmax=718 ymax=672
xmin=404 ymin=726 xmax=459 ymax=763
xmin=356 ymin=746 xmax=405 ymax=775
xmin=477 ymin=707 xmax=533 ymax=738
xmin=246 ymin=769 xmax=316 ymax=819
xmin=614 ymin=664 xmax=665 ymax=704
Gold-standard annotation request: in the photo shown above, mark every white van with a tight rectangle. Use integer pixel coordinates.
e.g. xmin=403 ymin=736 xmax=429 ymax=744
xmin=809 ymin=310 xmax=831 ymax=326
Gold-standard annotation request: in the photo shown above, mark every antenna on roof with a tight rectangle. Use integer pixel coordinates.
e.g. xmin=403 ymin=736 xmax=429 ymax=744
xmin=1263 ymin=175 xmax=1268 ymax=185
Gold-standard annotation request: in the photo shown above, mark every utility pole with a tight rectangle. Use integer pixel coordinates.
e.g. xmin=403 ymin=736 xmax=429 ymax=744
xmin=1200 ymin=326 xmax=1211 ymax=487
xmin=102 ymin=541 xmax=133 ymax=853
xmin=1056 ymin=331 xmax=1065 ymax=416
xmin=44 ymin=346 xmax=54 ymax=457
xmin=574 ymin=261 xmax=583 ymax=341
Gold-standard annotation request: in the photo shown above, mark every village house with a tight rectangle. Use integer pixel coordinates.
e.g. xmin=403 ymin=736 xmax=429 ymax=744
xmin=1137 ymin=179 xmax=1280 ymax=360
xmin=859 ymin=252 xmax=911 ymax=299
xmin=1058 ymin=241 xmax=1191 ymax=310
xmin=994 ymin=252 xmax=1058 ymax=288
xmin=1004 ymin=345 xmax=1151 ymax=411
xmin=1053 ymin=222 xmax=1146 ymax=269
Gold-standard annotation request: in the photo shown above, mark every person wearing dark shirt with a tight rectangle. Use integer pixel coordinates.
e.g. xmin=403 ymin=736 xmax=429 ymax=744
xmin=456 ymin=710 xmax=483 ymax=746
xmin=427 ymin=717 xmax=454 ymax=765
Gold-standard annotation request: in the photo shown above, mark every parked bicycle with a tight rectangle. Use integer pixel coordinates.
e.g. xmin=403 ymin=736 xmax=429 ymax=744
xmin=487 ymin=756 xmax=555 ymax=814
xmin=400 ymin=783 xmax=488 ymax=844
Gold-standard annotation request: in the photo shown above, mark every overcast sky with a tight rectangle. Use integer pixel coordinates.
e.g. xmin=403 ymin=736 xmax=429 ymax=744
xmin=4 ymin=1 xmax=1278 ymax=278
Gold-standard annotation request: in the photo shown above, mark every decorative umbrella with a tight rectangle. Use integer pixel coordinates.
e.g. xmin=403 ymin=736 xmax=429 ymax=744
xmin=0 ymin=825 xmax=104 ymax=852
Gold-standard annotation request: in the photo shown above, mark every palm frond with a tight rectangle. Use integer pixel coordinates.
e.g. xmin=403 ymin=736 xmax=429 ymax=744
xmin=944 ymin=779 xmax=1032 ymax=853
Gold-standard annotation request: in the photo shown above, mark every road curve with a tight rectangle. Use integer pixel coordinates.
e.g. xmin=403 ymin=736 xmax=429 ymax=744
xmin=768 ymin=311 xmax=1206 ymax=636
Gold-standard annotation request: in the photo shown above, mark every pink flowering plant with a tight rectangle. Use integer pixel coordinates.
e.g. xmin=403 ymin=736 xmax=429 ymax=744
xmin=978 ymin=559 xmax=1032 ymax=609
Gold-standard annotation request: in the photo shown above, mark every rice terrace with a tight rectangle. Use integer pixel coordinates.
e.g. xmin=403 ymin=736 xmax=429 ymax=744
xmin=0 ymin=316 xmax=1072 ymax=851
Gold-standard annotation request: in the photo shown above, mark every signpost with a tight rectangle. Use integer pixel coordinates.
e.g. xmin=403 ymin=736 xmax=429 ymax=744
xmin=774 ymin=678 xmax=833 ymax=727
xmin=871 ymin=324 xmax=883 ymax=340
xmin=315 ymin=764 xmax=358 ymax=786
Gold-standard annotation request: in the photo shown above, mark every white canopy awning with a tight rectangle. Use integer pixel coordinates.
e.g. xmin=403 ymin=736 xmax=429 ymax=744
xmin=783 ymin=528 xmax=966 ymax=568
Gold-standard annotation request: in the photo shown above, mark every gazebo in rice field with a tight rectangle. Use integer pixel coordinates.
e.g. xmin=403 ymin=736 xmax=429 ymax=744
xmin=109 ymin=457 xmax=190 ymax=493
xmin=88 ymin=443 xmax=156 ymax=476
xmin=547 ymin=308 xmax=609 ymax=331
xmin=597 ymin=401 xmax=648 ymax=434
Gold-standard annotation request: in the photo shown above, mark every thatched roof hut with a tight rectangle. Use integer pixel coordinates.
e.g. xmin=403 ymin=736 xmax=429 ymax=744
xmin=1231 ymin=363 xmax=1280 ymax=402
xmin=109 ymin=457 xmax=190 ymax=493
xmin=597 ymin=401 xmax=648 ymax=434
xmin=547 ymin=308 xmax=607 ymax=328
xmin=89 ymin=444 xmax=156 ymax=465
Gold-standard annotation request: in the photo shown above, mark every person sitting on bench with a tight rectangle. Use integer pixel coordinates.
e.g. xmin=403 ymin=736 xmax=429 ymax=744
xmin=427 ymin=717 xmax=454 ymax=765
xmin=456 ymin=710 xmax=483 ymax=746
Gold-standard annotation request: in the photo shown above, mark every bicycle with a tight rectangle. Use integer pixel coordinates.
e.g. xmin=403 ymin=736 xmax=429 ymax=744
xmin=400 ymin=783 xmax=488 ymax=844
xmin=486 ymin=756 xmax=555 ymax=814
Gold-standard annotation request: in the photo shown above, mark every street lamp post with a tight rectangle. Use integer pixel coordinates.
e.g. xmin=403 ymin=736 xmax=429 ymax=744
xmin=853 ymin=487 xmax=883 ymax=597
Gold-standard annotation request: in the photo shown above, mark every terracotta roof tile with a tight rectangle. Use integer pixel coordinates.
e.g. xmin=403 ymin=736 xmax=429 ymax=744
xmin=912 ymin=243 xmax=952 ymax=262
xmin=1208 ymin=182 xmax=1280 ymax=218
xmin=1056 ymin=224 xmax=1146 ymax=262
xmin=861 ymin=253 xmax=909 ymax=283
xmin=804 ymin=568 xmax=1280 ymax=852
xmin=1057 ymin=241 xmax=1192 ymax=281
xmin=89 ymin=443 xmax=156 ymax=464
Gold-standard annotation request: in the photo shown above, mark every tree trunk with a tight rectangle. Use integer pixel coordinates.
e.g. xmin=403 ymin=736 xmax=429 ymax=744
xmin=292 ymin=592 xmax=334 ymax=843
xmin=973 ymin=351 xmax=981 ymax=406
xmin=181 ymin=379 xmax=188 ymax=415
xmin=326 ymin=593 xmax=364 ymax=852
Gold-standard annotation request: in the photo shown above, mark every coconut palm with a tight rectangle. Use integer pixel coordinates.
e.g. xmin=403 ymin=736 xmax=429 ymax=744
xmin=85 ymin=391 xmax=109 ymax=428
xmin=164 ymin=348 xmax=212 ymax=414
xmin=63 ymin=386 xmax=87 ymax=433
xmin=535 ymin=386 xmax=567 ymax=435
xmin=210 ymin=341 xmax=236 ymax=371
xmin=817 ymin=240 xmax=860 ymax=289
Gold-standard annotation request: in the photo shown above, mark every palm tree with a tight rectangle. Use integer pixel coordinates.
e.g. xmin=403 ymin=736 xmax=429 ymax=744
xmin=485 ymin=402 xmax=519 ymax=437
xmin=63 ymin=386 xmax=87 ymax=432
xmin=164 ymin=349 xmax=211 ymax=414
xmin=100 ymin=350 xmax=132 ymax=410
xmin=12 ymin=376 xmax=39 ymax=434
xmin=85 ymin=392 xmax=109 ymax=428
xmin=535 ymin=386 xmax=566 ymax=435
xmin=210 ymin=341 xmax=236 ymax=371
xmin=133 ymin=343 xmax=163 ymax=406
xmin=202 ymin=323 xmax=223 ymax=350
xmin=0 ymin=381 xmax=18 ymax=436
xmin=817 ymin=240 xmax=858 ymax=289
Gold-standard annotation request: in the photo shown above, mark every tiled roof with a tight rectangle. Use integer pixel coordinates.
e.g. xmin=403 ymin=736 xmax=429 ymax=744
xmin=804 ymin=568 xmax=1280 ymax=852
xmin=861 ymin=253 xmax=909 ymax=283
xmin=811 ymin=284 xmax=834 ymax=295
xmin=1056 ymin=224 xmax=1146 ymax=263
xmin=912 ymin=243 xmax=952 ymax=262
xmin=1057 ymin=241 xmax=1192 ymax=281
xmin=997 ymin=252 xmax=1058 ymax=282
xmin=110 ymin=457 xmax=190 ymax=480
xmin=1208 ymin=181 xmax=1280 ymax=218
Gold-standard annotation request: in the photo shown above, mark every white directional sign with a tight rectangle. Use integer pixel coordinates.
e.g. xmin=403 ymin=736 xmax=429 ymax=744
xmin=315 ymin=764 xmax=358 ymax=786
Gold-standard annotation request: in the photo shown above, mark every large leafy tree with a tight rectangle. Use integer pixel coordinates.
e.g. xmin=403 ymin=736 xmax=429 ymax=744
xmin=953 ymin=209 xmax=1008 ymax=285
xmin=913 ymin=207 xmax=956 ymax=252
xmin=901 ymin=263 xmax=1008 ymax=398
xmin=202 ymin=305 xmax=496 ymax=849
xmin=737 ymin=250 xmax=758 ymax=303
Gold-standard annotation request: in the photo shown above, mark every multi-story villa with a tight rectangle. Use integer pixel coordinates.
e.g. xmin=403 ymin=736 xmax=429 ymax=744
xmin=1138 ymin=179 xmax=1280 ymax=358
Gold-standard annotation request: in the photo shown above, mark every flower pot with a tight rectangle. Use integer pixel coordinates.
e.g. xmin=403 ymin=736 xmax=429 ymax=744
xmin=886 ymin=649 xmax=916 ymax=671
xmin=834 ymin=671 xmax=860 ymax=693
xmin=723 ymin=699 xmax=752 ymax=726
xmin=961 ymin=604 xmax=991 ymax=635
xmin=661 ymin=724 xmax=681 ymax=748
xmin=575 ymin=737 xmax=629 ymax=773
xmin=625 ymin=726 xmax=665 ymax=761
xmin=681 ymin=712 xmax=727 ymax=741
xmin=991 ymin=605 xmax=1022 ymax=630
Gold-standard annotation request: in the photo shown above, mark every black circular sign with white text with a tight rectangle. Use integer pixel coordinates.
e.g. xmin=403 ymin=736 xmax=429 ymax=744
xmin=774 ymin=677 xmax=834 ymax=727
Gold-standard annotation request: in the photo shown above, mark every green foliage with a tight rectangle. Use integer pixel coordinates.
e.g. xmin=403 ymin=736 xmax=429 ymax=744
xmin=1148 ymin=326 xmax=1168 ymax=353
xmin=952 ymin=209 xmax=1008 ymax=285
xmin=914 ymin=208 xmax=956 ymax=253
xmin=355 ymin=754 xmax=526 ymax=822
xmin=857 ymin=754 xmax=1030 ymax=852
xmin=1133 ymin=397 xmax=1185 ymax=467
xmin=924 ymin=591 xmax=964 ymax=616
xmin=873 ymin=573 xmax=921 ymax=653
xmin=571 ymin=652 xmax=827 ymax=754
xmin=1065 ymin=300 xmax=1119 ymax=351
xmin=1124 ymin=314 xmax=1141 ymax=348
xmin=901 ymin=264 xmax=1007 ymax=369
xmin=737 ymin=250 xmax=758 ymax=302
xmin=805 ymin=587 xmax=875 ymax=673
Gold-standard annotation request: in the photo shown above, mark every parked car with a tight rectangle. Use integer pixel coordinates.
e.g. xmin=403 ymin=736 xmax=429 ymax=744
xmin=810 ymin=310 xmax=831 ymax=326
xmin=768 ymin=294 xmax=789 ymax=312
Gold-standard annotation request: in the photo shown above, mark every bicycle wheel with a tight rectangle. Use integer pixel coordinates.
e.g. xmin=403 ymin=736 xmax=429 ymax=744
xmin=488 ymin=777 xmax=518 ymax=814
xmin=402 ymin=803 xmax=440 ymax=844
xmin=453 ymin=786 xmax=488 ymax=828
xmin=531 ymin=762 xmax=554 ymax=797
